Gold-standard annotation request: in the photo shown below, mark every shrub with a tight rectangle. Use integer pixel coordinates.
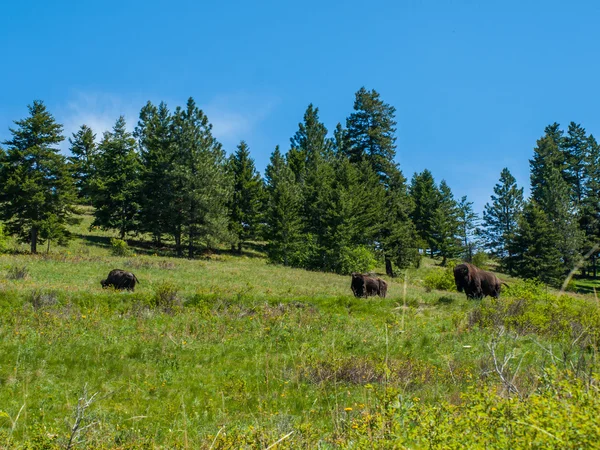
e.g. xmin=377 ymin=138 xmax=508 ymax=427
xmin=423 ymin=267 xmax=455 ymax=292
xmin=152 ymin=282 xmax=182 ymax=313
xmin=337 ymin=246 xmax=377 ymax=275
xmin=471 ymin=251 xmax=490 ymax=269
xmin=28 ymin=289 xmax=59 ymax=310
xmin=110 ymin=238 xmax=131 ymax=256
xmin=7 ymin=265 xmax=29 ymax=280
xmin=0 ymin=223 xmax=8 ymax=254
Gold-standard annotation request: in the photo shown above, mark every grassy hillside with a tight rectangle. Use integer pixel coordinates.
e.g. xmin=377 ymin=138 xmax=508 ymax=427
xmin=1 ymin=209 xmax=600 ymax=448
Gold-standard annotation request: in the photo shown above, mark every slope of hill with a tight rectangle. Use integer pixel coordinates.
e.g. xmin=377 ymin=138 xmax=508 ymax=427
xmin=0 ymin=209 xmax=599 ymax=448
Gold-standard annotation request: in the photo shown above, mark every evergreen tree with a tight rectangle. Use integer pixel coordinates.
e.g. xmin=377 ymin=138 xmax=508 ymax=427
xmin=581 ymin=134 xmax=600 ymax=276
xmin=264 ymin=146 xmax=303 ymax=266
xmin=0 ymin=101 xmax=78 ymax=253
xmin=563 ymin=122 xmax=589 ymax=205
xmin=530 ymin=135 xmax=565 ymax=203
xmin=481 ymin=168 xmax=524 ymax=258
xmin=68 ymin=124 xmax=97 ymax=202
xmin=430 ymin=180 xmax=461 ymax=265
xmin=170 ymin=98 xmax=231 ymax=257
xmin=91 ymin=116 xmax=142 ymax=239
xmin=507 ymin=202 xmax=564 ymax=286
xmin=228 ymin=141 xmax=264 ymax=253
xmin=345 ymin=87 xmax=397 ymax=181
xmin=410 ymin=169 xmax=440 ymax=254
xmin=135 ymin=101 xmax=175 ymax=244
xmin=457 ymin=195 xmax=479 ymax=261
xmin=536 ymin=166 xmax=582 ymax=272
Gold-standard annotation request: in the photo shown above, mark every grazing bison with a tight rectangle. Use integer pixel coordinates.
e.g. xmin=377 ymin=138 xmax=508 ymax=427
xmin=453 ymin=263 xmax=503 ymax=299
xmin=100 ymin=269 xmax=139 ymax=291
xmin=351 ymin=273 xmax=388 ymax=298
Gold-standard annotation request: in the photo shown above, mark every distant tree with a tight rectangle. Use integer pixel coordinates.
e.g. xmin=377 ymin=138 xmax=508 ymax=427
xmin=563 ymin=122 xmax=589 ymax=205
xmin=430 ymin=180 xmax=461 ymax=265
xmin=90 ymin=116 xmax=142 ymax=239
xmin=228 ymin=140 xmax=264 ymax=253
xmin=0 ymin=101 xmax=78 ymax=253
xmin=410 ymin=169 xmax=440 ymax=255
xmin=135 ymin=101 xmax=175 ymax=245
xmin=581 ymin=134 xmax=600 ymax=276
xmin=530 ymin=134 xmax=566 ymax=204
xmin=481 ymin=168 xmax=524 ymax=258
xmin=536 ymin=166 xmax=582 ymax=272
xmin=507 ymin=202 xmax=564 ymax=286
xmin=457 ymin=195 xmax=479 ymax=261
xmin=170 ymin=98 xmax=232 ymax=257
xmin=345 ymin=87 xmax=397 ymax=181
xmin=264 ymin=146 xmax=303 ymax=266
xmin=531 ymin=130 xmax=582 ymax=272
xmin=68 ymin=125 xmax=97 ymax=202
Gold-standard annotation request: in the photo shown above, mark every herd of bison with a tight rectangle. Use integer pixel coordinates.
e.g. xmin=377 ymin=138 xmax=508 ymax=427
xmin=101 ymin=263 xmax=505 ymax=300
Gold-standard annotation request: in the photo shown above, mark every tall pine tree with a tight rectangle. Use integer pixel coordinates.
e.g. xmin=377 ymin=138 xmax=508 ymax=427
xmin=0 ymin=101 xmax=78 ymax=253
xmin=135 ymin=101 xmax=176 ymax=245
xmin=457 ymin=195 xmax=479 ymax=261
xmin=228 ymin=141 xmax=264 ymax=253
xmin=430 ymin=180 xmax=461 ymax=265
xmin=264 ymin=146 xmax=303 ymax=266
xmin=170 ymin=98 xmax=231 ymax=257
xmin=410 ymin=169 xmax=440 ymax=255
xmin=481 ymin=168 xmax=524 ymax=258
xmin=91 ymin=116 xmax=142 ymax=239
xmin=68 ymin=124 xmax=97 ymax=202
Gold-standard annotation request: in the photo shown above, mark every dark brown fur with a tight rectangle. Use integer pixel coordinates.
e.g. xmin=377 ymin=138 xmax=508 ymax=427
xmin=453 ymin=263 xmax=502 ymax=299
xmin=351 ymin=273 xmax=388 ymax=298
xmin=100 ymin=269 xmax=139 ymax=291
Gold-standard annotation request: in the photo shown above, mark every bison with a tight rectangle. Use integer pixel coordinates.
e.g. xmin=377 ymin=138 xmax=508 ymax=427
xmin=351 ymin=273 xmax=388 ymax=298
xmin=453 ymin=263 xmax=504 ymax=299
xmin=100 ymin=269 xmax=139 ymax=291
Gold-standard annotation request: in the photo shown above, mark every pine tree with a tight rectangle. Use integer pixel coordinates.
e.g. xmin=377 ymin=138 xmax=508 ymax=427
xmin=430 ymin=180 xmax=461 ymax=265
xmin=481 ymin=168 xmax=524 ymax=258
xmin=457 ymin=195 xmax=479 ymax=261
xmin=135 ymin=101 xmax=175 ymax=244
xmin=530 ymin=135 xmax=566 ymax=203
xmin=345 ymin=87 xmax=397 ymax=181
xmin=410 ymin=169 xmax=440 ymax=255
xmin=68 ymin=124 xmax=97 ymax=202
xmin=0 ymin=101 xmax=78 ymax=253
xmin=507 ymin=202 xmax=564 ymax=286
xmin=536 ymin=166 xmax=582 ymax=272
xmin=228 ymin=141 xmax=264 ymax=253
xmin=91 ymin=116 xmax=142 ymax=239
xmin=563 ymin=122 xmax=589 ymax=205
xmin=581 ymin=134 xmax=600 ymax=276
xmin=264 ymin=146 xmax=303 ymax=266
xmin=170 ymin=98 xmax=231 ymax=258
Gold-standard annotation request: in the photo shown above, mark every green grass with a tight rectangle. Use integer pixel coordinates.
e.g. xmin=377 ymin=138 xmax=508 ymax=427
xmin=1 ymin=209 xmax=600 ymax=448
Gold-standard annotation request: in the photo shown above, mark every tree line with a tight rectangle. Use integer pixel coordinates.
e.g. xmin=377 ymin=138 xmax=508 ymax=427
xmin=0 ymin=92 xmax=598 ymax=285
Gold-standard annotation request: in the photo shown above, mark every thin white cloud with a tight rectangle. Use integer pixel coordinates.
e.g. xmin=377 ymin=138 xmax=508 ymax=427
xmin=59 ymin=91 xmax=139 ymax=150
xmin=58 ymin=91 xmax=279 ymax=154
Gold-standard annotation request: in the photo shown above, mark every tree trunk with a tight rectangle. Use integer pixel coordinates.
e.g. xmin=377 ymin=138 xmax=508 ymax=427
xmin=385 ymin=258 xmax=394 ymax=277
xmin=237 ymin=242 xmax=243 ymax=254
xmin=175 ymin=230 xmax=182 ymax=257
xmin=593 ymin=254 xmax=597 ymax=278
xmin=31 ymin=227 xmax=38 ymax=254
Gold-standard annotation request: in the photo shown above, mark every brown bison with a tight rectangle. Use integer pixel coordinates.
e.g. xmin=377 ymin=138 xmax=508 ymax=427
xmin=351 ymin=273 xmax=388 ymax=298
xmin=453 ymin=263 xmax=504 ymax=299
xmin=101 ymin=269 xmax=140 ymax=291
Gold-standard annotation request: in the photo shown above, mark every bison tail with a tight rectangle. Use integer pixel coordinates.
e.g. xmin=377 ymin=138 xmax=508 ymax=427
xmin=134 ymin=274 xmax=140 ymax=284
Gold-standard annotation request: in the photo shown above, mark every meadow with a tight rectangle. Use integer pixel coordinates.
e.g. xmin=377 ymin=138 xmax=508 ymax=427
xmin=1 ymin=210 xmax=600 ymax=448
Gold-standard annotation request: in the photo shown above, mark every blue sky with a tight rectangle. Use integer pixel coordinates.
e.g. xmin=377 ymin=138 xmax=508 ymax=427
xmin=1 ymin=0 xmax=599 ymax=214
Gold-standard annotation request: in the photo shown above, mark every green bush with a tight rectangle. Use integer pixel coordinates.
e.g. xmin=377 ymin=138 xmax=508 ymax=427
xmin=423 ymin=267 xmax=455 ymax=292
xmin=337 ymin=245 xmax=377 ymax=275
xmin=0 ymin=223 xmax=8 ymax=254
xmin=110 ymin=238 xmax=131 ymax=256
xmin=471 ymin=251 xmax=490 ymax=269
